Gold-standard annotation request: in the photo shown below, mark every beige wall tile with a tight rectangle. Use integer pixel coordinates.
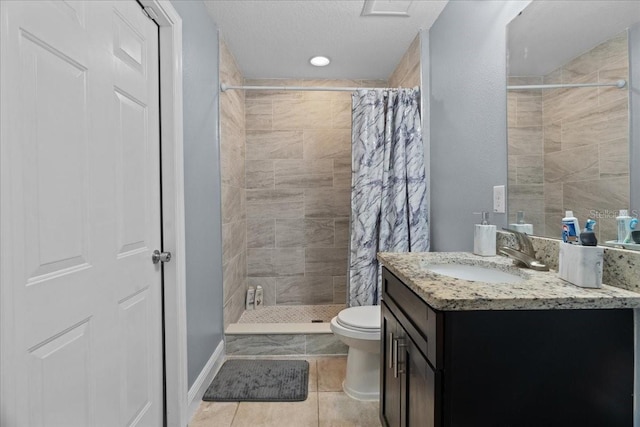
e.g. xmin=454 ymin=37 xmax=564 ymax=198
xmin=388 ymin=34 xmax=420 ymax=88
xmin=245 ymin=114 xmax=272 ymax=130
xmin=276 ymin=276 xmax=334 ymax=305
xmin=223 ymin=250 xmax=247 ymax=303
xmin=600 ymin=137 xmax=629 ymax=159
xmin=544 ymin=144 xmax=599 ymax=183
xmin=274 ymin=159 xmax=333 ymax=177
xmin=334 ymin=218 xmax=350 ymax=248
xmin=276 ymin=219 xmax=335 ymax=248
xmin=544 ymin=183 xmax=564 ymax=215
xmin=275 ymin=174 xmax=333 ymax=189
xmin=247 ymin=218 xmax=275 ymax=248
xmin=331 ymin=100 xmax=352 ymax=129
xmin=333 ymin=158 xmax=351 ymax=173
xmin=543 ymin=121 xmax=561 ymax=154
xmin=246 ymin=189 xmax=303 ymax=204
xmin=272 ymin=99 xmax=333 ymax=130
xmin=516 ymin=96 xmax=542 ymax=127
xmin=223 ymin=284 xmax=246 ymax=329
xmin=246 ymin=160 xmax=274 ymax=189
xmin=246 ymin=200 xmax=304 ymax=219
xmin=599 ymin=157 xmax=628 ymax=178
xmin=247 ymin=248 xmax=305 ymax=277
xmin=221 ymin=185 xmax=245 ymax=224
xmin=305 ymin=248 xmax=348 ymax=276
xmin=333 ymin=276 xmax=347 ymax=304
xmin=508 ymin=127 xmax=543 ymax=155
xmin=305 ymin=188 xmax=351 ymax=218
xmin=245 ymin=99 xmax=272 ymax=115
xmin=244 ymin=78 xmax=305 ymax=101
xmin=222 ymin=220 xmax=246 ymax=263
xmin=246 ymin=130 xmax=303 ymax=160
xmin=303 ymin=129 xmax=351 ymax=159
xmin=220 ymin=38 xmax=246 ymax=322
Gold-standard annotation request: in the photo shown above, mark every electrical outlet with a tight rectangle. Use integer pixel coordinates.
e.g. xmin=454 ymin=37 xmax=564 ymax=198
xmin=493 ymin=185 xmax=505 ymax=213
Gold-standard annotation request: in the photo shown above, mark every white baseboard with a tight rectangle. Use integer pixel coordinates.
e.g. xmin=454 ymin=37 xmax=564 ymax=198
xmin=187 ymin=340 xmax=225 ymax=422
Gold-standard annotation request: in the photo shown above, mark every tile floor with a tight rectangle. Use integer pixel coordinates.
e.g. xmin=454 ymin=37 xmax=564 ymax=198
xmin=190 ymin=356 xmax=382 ymax=427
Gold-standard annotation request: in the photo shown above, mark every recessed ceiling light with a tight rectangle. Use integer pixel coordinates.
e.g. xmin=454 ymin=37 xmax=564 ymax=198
xmin=310 ymin=56 xmax=330 ymax=67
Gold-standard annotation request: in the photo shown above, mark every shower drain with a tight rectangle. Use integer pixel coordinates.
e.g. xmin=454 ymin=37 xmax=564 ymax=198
xmin=311 ymin=320 xmax=324 ymax=323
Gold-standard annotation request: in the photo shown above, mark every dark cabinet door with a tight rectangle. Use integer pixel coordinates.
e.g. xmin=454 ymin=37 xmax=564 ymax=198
xmin=381 ymin=303 xmax=402 ymax=427
xmin=404 ymin=336 xmax=437 ymax=427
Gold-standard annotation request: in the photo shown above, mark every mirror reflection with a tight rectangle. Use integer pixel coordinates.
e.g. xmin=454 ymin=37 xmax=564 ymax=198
xmin=506 ymin=1 xmax=639 ymax=248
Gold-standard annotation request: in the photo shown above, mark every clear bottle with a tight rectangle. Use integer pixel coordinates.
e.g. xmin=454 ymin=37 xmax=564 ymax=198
xmin=617 ymin=210 xmax=633 ymax=243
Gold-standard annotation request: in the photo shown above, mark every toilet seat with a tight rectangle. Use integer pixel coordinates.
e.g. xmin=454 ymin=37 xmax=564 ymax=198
xmin=336 ymin=306 xmax=380 ymax=332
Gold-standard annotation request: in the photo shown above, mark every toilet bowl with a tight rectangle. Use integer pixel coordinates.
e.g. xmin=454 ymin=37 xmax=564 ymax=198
xmin=330 ymin=305 xmax=381 ymax=401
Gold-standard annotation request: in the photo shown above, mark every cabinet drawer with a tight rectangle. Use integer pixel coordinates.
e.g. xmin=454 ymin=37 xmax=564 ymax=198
xmin=382 ymin=267 xmax=439 ymax=367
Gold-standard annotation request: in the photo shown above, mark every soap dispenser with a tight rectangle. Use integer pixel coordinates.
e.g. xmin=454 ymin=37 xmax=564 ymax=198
xmin=473 ymin=212 xmax=496 ymax=256
xmin=509 ymin=211 xmax=533 ymax=235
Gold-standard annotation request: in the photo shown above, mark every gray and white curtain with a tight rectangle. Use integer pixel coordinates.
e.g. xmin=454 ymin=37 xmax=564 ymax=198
xmin=348 ymin=88 xmax=429 ymax=306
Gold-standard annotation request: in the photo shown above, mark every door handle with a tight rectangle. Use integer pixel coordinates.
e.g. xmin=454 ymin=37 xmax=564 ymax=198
xmin=393 ymin=337 xmax=407 ymax=378
xmin=388 ymin=332 xmax=394 ymax=369
xmin=152 ymin=250 xmax=172 ymax=264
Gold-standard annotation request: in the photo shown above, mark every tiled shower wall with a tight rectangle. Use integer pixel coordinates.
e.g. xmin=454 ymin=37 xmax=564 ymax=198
xmin=389 ymin=34 xmax=421 ymax=88
xmin=244 ymin=79 xmax=385 ymax=306
xmin=508 ymin=32 xmax=629 ymax=242
xmin=220 ymin=40 xmax=247 ymax=328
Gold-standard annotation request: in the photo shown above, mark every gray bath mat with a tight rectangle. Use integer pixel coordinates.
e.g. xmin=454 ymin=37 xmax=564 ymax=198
xmin=203 ymin=359 xmax=309 ymax=402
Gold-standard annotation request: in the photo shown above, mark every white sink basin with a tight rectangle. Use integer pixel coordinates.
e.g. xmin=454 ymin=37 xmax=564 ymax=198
xmin=426 ymin=264 xmax=525 ymax=284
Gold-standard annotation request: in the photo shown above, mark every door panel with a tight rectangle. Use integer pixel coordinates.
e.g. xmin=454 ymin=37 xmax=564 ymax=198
xmin=406 ymin=338 xmax=436 ymax=427
xmin=21 ymin=26 xmax=90 ymax=282
xmin=28 ymin=320 xmax=93 ymax=427
xmin=1 ymin=2 xmax=163 ymax=425
xmin=381 ymin=303 xmax=402 ymax=427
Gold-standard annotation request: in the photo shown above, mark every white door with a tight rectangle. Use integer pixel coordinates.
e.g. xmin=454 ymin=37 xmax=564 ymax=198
xmin=0 ymin=1 xmax=163 ymax=426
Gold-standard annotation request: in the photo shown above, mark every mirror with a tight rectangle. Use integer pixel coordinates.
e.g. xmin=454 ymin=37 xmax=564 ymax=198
xmin=506 ymin=1 xmax=640 ymax=249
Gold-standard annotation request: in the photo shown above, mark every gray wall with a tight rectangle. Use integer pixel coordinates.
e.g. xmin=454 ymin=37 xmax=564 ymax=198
xmin=429 ymin=0 xmax=529 ymax=251
xmin=630 ymin=23 xmax=639 ymax=215
xmin=170 ymin=0 xmax=224 ymax=388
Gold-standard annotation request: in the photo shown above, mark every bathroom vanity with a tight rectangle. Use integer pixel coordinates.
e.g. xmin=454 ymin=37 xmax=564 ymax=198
xmin=378 ymin=252 xmax=640 ymax=427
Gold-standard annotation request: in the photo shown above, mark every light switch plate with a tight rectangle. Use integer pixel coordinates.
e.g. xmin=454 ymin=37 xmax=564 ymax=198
xmin=493 ymin=185 xmax=505 ymax=213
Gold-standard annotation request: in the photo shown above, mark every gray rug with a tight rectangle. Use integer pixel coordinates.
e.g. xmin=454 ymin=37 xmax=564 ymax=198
xmin=203 ymin=359 xmax=309 ymax=402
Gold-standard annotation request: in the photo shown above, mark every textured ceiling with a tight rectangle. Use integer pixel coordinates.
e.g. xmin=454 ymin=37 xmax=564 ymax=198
xmin=204 ymin=0 xmax=448 ymax=80
xmin=508 ymin=1 xmax=640 ymax=76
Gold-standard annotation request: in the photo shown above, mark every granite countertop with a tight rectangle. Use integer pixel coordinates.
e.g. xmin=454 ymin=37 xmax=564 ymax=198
xmin=377 ymin=252 xmax=640 ymax=311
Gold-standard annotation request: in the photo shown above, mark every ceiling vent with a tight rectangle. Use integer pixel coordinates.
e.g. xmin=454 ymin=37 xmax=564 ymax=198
xmin=361 ymin=0 xmax=413 ymax=17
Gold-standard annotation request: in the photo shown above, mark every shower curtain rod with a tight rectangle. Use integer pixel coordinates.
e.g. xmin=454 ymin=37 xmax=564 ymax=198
xmin=220 ymin=83 xmax=399 ymax=92
xmin=507 ymin=79 xmax=626 ymax=90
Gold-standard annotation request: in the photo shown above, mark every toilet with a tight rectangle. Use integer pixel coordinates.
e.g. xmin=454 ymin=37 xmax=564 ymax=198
xmin=330 ymin=305 xmax=381 ymax=401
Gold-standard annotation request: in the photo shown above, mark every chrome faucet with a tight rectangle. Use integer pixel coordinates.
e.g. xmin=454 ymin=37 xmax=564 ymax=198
xmin=499 ymin=228 xmax=549 ymax=271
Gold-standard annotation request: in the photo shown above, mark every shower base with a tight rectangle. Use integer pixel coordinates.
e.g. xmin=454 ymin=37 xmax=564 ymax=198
xmin=225 ymin=304 xmax=348 ymax=356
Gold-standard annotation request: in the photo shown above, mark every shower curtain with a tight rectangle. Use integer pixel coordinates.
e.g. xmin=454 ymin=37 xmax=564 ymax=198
xmin=348 ymin=88 xmax=429 ymax=306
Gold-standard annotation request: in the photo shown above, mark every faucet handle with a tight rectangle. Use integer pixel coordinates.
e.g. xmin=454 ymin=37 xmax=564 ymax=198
xmin=501 ymin=227 xmax=536 ymax=257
